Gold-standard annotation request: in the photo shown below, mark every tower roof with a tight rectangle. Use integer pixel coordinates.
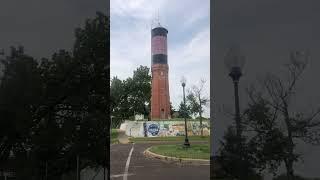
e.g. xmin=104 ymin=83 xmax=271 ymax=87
xmin=151 ymin=26 xmax=168 ymax=37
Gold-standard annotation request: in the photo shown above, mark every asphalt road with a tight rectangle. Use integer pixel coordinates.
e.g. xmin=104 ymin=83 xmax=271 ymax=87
xmin=110 ymin=143 xmax=210 ymax=180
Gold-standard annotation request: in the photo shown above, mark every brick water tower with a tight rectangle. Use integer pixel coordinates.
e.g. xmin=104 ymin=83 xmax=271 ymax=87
xmin=150 ymin=24 xmax=171 ymax=120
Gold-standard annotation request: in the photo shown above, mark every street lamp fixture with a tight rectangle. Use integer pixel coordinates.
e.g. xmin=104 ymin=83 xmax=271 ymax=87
xmin=224 ymin=46 xmax=245 ymax=137
xmin=181 ymin=76 xmax=190 ymax=147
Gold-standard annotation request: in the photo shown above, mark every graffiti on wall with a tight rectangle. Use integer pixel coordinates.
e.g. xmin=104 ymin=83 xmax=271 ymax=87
xmin=122 ymin=120 xmax=210 ymax=137
xmin=147 ymin=124 xmax=160 ymax=136
xmin=190 ymin=122 xmax=210 ymax=136
xmin=145 ymin=120 xmax=210 ymax=137
xmin=124 ymin=121 xmax=145 ymax=137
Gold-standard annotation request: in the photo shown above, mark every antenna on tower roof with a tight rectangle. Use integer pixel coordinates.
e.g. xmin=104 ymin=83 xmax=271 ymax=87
xmin=157 ymin=9 xmax=161 ymax=26
xmin=151 ymin=9 xmax=163 ymax=29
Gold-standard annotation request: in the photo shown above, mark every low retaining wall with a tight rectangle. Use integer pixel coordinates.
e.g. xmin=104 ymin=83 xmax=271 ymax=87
xmin=120 ymin=120 xmax=210 ymax=137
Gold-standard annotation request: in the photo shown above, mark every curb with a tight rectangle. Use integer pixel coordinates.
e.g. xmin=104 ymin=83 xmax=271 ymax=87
xmin=129 ymin=141 xmax=208 ymax=144
xmin=143 ymin=147 xmax=210 ymax=165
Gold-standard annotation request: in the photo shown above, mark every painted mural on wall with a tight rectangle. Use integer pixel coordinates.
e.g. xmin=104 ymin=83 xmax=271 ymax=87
xmin=124 ymin=121 xmax=145 ymax=137
xmin=144 ymin=120 xmax=210 ymax=137
xmin=147 ymin=123 xmax=160 ymax=136
xmin=122 ymin=120 xmax=210 ymax=137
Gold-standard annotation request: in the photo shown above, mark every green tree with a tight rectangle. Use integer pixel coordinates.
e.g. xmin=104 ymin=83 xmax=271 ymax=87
xmin=128 ymin=66 xmax=151 ymax=116
xmin=110 ymin=76 xmax=123 ymax=113
xmin=187 ymin=79 xmax=209 ymax=136
xmin=70 ymin=10 xmax=109 ymax=173
xmin=170 ymin=102 xmax=175 ymax=117
xmin=0 ymin=11 xmax=110 ymax=179
xmin=0 ymin=46 xmax=43 ymax=179
xmin=218 ymin=126 xmax=262 ymax=180
xmin=244 ymin=51 xmax=320 ymax=180
xmin=178 ymin=102 xmax=192 ymax=119
xmin=110 ymin=76 xmax=130 ymax=126
xmin=242 ymin=99 xmax=288 ymax=176
xmin=110 ymin=65 xmax=151 ymax=121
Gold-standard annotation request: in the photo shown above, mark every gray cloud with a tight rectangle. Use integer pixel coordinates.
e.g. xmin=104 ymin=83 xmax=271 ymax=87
xmin=0 ymin=0 xmax=108 ymax=59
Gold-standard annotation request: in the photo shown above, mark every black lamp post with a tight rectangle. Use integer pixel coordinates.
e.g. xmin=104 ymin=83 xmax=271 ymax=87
xmin=181 ymin=76 xmax=190 ymax=147
xmin=224 ymin=47 xmax=245 ymax=137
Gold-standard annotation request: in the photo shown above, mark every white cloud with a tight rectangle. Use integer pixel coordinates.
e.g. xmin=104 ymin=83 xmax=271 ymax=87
xmin=111 ymin=0 xmax=167 ymax=20
xmin=168 ymin=27 xmax=210 ymax=117
xmin=170 ymin=27 xmax=210 ymax=65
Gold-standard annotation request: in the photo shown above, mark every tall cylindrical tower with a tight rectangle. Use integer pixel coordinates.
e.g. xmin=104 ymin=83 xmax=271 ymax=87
xmin=150 ymin=26 xmax=171 ymax=120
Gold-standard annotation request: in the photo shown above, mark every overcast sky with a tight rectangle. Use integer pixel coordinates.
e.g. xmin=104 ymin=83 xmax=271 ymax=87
xmin=0 ymin=0 xmax=107 ymax=60
xmin=110 ymin=0 xmax=210 ymax=117
xmin=213 ymin=0 xmax=320 ymax=178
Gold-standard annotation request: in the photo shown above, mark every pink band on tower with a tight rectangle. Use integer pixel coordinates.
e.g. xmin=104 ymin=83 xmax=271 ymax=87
xmin=151 ymin=36 xmax=167 ymax=55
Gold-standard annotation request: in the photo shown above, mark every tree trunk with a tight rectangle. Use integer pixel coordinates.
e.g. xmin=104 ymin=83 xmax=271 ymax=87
xmin=199 ymin=114 xmax=203 ymax=136
xmin=198 ymin=95 xmax=203 ymax=136
xmin=286 ymin=159 xmax=295 ymax=180
xmin=283 ymin=102 xmax=295 ymax=180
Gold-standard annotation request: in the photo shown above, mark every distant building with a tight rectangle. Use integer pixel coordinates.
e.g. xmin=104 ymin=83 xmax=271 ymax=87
xmin=134 ymin=114 xmax=144 ymax=120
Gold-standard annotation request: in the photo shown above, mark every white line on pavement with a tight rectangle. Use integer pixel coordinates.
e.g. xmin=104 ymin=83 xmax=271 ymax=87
xmin=111 ymin=173 xmax=134 ymax=178
xmin=123 ymin=143 xmax=134 ymax=180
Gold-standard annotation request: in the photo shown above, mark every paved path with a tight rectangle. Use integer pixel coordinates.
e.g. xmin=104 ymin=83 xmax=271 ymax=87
xmin=116 ymin=130 xmax=129 ymax=144
xmin=111 ymin=143 xmax=210 ymax=180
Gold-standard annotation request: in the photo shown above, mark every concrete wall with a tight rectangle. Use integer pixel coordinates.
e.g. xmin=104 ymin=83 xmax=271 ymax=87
xmin=121 ymin=120 xmax=210 ymax=137
xmin=122 ymin=121 xmax=145 ymax=137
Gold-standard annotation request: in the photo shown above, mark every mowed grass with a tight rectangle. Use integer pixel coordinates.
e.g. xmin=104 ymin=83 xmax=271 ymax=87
xmin=111 ymin=129 xmax=119 ymax=144
xmin=129 ymin=136 xmax=209 ymax=143
xmin=149 ymin=144 xmax=210 ymax=160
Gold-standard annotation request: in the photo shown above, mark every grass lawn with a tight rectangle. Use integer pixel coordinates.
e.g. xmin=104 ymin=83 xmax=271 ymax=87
xmin=149 ymin=144 xmax=210 ymax=160
xmin=111 ymin=129 xmax=119 ymax=144
xmin=129 ymin=136 xmax=209 ymax=143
